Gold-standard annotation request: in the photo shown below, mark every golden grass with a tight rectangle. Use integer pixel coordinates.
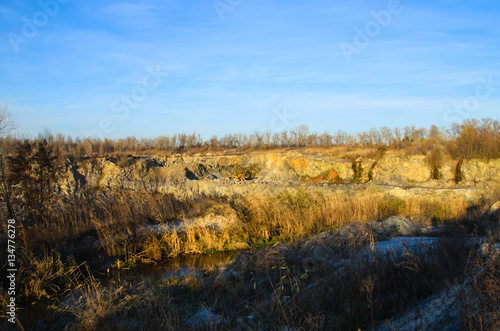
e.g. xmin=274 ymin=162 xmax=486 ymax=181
xmin=3 ymin=183 xmax=487 ymax=311
xmin=3 ymin=183 xmax=495 ymax=330
xmin=234 ymin=188 xmax=474 ymax=244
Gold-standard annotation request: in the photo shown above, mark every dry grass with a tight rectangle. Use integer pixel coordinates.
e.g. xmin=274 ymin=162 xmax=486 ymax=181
xmin=458 ymin=250 xmax=500 ymax=330
xmin=4 ymin=183 xmax=496 ymax=330
xmin=134 ymin=235 xmax=475 ymax=330
xmin=57 ymin=262 xmax=129 ymax=331
xmin=20 ymin=252 xmax=66 ymax=300
xmin=0 ymin=182 xmax=486 ymax=322
xmin=232 ymin=188 xmax=474 ymax=245
xmin=45 ymin=232 xmax=499 ymax=330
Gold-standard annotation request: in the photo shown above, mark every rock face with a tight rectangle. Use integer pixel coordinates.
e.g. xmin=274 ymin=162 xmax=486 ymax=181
xmin=462 ymin=159 xmax=500 ymax=183
xmin=188 ymin=308 xmax=227 ymax=329
xmin=480 ymin=200 xmax=500 ymax=235
xmin=370 ymin=216 xmax=422 ymax=237
xmin=63 ymin=151 xmax=500 ymax=197
xmin=370 ymin=155 xmax=431 ymax=184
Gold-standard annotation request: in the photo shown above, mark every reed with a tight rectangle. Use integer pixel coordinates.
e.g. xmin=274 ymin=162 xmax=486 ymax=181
xmin=0 ymin=183 xmax=485 ymax=314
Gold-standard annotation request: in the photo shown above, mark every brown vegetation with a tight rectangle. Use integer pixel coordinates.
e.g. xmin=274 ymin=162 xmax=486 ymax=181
xmin=0 ymin=180 xmax=483 ymax=308
xmin=448 ymin=118 xmax=500 ymax=159
xmin=34 ymin=225 xmax=500 ymax=330
xmin=0 ymin=117 xmax=499 ymax=329
xmin=0 ymin=118 xmax=498 ymax=161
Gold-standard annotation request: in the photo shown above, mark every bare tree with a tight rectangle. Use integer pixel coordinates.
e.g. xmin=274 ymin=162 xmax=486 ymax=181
xmin=296 ymin=124 xmax=310 ymax=147
xmin=380 ymin=126 xmax=392 ymax=146
xmin=320 ymin=131 xmax=332 ymax=146
xmin=271 ymin=132 xmax=280 ymax=147
xmin=393 ymin=127 xmax=402 ymax=148
xmin=280 ymin=130 xmax=289 ymax=147
xmin=0 ymin=105 xmax=16 ymax=218
xmin=0 ymin=105 xmax=15 ymax=137
xmin=306 ymin=131 xmax=318 ymax=147
xmin=263 ymin=130 xmax=272 ymax=149
xmin=178 ymin=133 xmax=187 ymax=149
xmin=209 ymin=135 xmax=219 ymax=150
xmin=429 ymin=125 xmax=441 ymax=140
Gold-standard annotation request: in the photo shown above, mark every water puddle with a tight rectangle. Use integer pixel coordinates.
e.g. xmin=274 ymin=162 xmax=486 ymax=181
xmin=4 ymin=250 xmax=245 ymax=330
xmin=106 ymin=249 xmax=243 ymax=284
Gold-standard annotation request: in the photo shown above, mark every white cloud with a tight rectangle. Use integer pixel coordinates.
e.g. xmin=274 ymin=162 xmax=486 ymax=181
xmin=0 ymin=5 xmax=15 ymax=14
xmin=101 ymin=2 xmax=155 ymax=17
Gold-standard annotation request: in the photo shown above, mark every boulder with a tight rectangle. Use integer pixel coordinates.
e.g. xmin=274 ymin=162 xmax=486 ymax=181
xmin=489 ymin=201 xmax=500 ymax=214
xmin=370 ymin=216 xmax=420 ymax=237
xmin=188 ymin=307 xmax=227 ymax=329
xmin=462 ymin=159 xmax=500 ymax=183
xmin=480 ymin=201 xmax=500 ymax=235
xmin=370 ymin=155 xmax=431 ymax=185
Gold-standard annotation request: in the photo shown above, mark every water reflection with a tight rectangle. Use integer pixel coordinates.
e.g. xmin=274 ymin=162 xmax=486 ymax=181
xmin=7 ymin=250 xmax=245 ymax=330
xmin=108 ymin=249 xmax=243 ymax=283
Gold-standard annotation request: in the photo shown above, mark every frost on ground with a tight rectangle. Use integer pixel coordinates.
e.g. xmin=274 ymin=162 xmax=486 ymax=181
xmin=359 ymin=236 xmax=439 ymax=257
xmin=377 ymin=239 xmax=500 ymax=331
xmin=378 ymin=281 xmax=463 ymax=331
xmin=140 ymin=211 xmax=240 ymax=234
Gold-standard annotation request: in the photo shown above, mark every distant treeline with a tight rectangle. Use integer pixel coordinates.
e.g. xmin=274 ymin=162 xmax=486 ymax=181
xmin=1 ymin=118 xmax=499 ymax=160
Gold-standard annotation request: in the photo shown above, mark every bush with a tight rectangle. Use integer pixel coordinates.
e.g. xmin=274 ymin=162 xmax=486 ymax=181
xmin=449 ymin=118 xmax=500 ymax=159
xmin=6 ymin=139 xmax=64 ymax=226
xmin=427 ymin=145 xmax=443 ymax=180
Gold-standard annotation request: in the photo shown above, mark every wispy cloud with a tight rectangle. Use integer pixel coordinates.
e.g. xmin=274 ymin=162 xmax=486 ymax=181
xmin=0 ymin=5 xmax=15 ymax=14
xmin=0 ymin=0 xmax=499 ymax=138
xmin=101 ymin=2 xmax=155 ymax=16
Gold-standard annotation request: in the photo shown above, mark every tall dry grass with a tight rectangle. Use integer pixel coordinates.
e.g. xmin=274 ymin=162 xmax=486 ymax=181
xmin=135 ymin=187 xmax=477 ymax=263
xmin=232 ymin=188 xmax=475 ymax=245
xmin=0 ymin=183 xmax=484 ymax=311
xmin=22 ymin=186 xmax=480 ymax=260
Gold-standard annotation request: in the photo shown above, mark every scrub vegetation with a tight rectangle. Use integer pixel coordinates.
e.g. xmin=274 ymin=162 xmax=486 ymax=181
xmin=0 ymin=116 xmax=499 ymax=330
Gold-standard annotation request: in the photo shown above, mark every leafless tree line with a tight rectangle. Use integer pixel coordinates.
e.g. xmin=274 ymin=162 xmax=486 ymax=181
xmin=0 ymin=117 xmax=499 ymax=159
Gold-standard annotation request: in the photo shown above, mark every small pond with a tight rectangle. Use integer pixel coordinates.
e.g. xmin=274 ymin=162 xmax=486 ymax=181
xmin=5 ymin=250 xmax=245 ymax=330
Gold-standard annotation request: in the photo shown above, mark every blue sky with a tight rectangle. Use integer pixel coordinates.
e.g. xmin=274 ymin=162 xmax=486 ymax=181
xmin=1 ymin=0 xmax=499 ymax=139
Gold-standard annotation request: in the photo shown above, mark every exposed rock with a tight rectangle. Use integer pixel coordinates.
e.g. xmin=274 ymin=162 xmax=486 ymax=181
xmin=480 ymin=200 xmax=500 ymax=235
xmin=462 ymin=159 xmax=500 ymax=183
xmin=300 ymin=216 xmax=433 ymax=264
xmin=479 ymin=242 xmax=500 ymax=258
xmin=370 ymin=216 xmax=422 ymax=237
xmin=489 ymin=201 xmax=500 ymax=214
xmin=144 ymin=211 xmax=241 ymax=234
xmin=378 ymin=282 xmax=462 ymax=331
xmin=235 ymin=315 xmax=257 ymax=331
xmin=188 ymin=307 xmax=227 ymax=329
xmin=62 ymin=151 xmax=498 ymax=199
xmin=300 ymin=223 xmax=373 ymax=262
xmin=62 ymin=159 xmax=86 ymax=194
xmin=359 ymin=237 xmax=439 ymax=259
xmin=370 ymin=155 xmax=431 ymax=184
xmin=301 ymin=232 xmax=338 ymax=262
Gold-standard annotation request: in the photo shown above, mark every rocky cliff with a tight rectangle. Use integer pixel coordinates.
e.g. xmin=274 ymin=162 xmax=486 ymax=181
xmin=62 ymin=151 xmax=499 ymax=197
